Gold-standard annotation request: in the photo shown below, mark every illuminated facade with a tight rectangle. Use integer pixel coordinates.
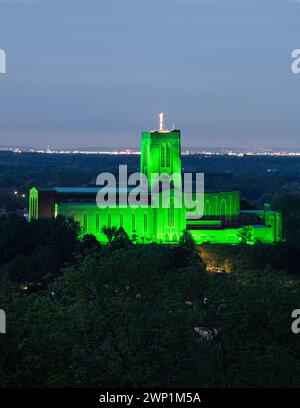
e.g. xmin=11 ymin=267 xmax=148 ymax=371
xmin=29 ymin=122 xmax=282 ymax=244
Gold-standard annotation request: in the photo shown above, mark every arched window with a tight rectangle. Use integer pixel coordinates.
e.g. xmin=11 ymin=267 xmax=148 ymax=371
xmin=96 ymin=213 xmax=100 ymax=232
xmin=161 ymin=144 xmax=165 ymax=167
xmin=205 ymin=200 xmax=211 ymax=217
xmin=220 ymin=200 xmax=226 ymax=223
xmin=220 ymin=200 xmax=226 ymax=215
xmin=166 ymin=144 xmax=171 ymax=167
xmin=32 ymin=197 xmax=37 ymax=220
xmin=168 ymin=201 xmax=174 ymax=227
xmin=228 ymin=195 xmax=232 ymax=217
xmin=30 ymin=197 xmax=33 ymax=219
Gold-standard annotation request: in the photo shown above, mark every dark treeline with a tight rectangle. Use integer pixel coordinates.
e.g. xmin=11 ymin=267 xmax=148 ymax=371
xmin=1 ymin=151 xmax=300 ymax=210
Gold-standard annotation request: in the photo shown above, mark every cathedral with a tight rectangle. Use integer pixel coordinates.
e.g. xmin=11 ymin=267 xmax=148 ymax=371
xmin=29 ymin=117 xmax=282 ymax=245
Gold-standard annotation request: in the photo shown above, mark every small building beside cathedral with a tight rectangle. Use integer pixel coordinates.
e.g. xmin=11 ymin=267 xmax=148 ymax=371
xmin=29 ymin=119 xmax=282 ymax=245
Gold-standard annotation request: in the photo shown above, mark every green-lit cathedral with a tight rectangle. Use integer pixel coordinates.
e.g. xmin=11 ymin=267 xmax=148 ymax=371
xmin=29 ymin=117 xmax=282 ymax=244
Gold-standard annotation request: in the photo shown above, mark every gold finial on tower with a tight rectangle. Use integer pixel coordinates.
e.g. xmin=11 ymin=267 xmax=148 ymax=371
xmin=159 ymin=112 xmax=164 ymax=131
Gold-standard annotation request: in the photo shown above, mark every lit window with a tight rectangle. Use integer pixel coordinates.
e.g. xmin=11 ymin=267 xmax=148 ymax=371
xmin=96 ymin=213 xmax=100 ymax=232
xmin=168 ymin=203 xmax=174 ymax=227
xmin=166 ymin=144 xmax=171 ymax=167
xmin=161 ymin=144 xmax=165 ymax=167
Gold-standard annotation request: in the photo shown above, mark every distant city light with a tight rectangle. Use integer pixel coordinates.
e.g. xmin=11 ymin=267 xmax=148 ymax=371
xmin=2 ymin=145 xmax=300 ymax=157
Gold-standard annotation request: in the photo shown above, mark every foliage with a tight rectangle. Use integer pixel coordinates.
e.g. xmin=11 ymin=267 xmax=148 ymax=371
xmin=178 ymin=230 xmax=197 ymax=253
xmin=111 ymin=227 xmax=132 ymax=250
xmin=0 ymin=215 xmax=81 ymax=287
xmin=237 ymin=226 xmax=253 ymax=244
xmin=80 ymin=234 xmax=102 ymax=256
xmin=1 ymin=238 xmax=300 ymax=387
xmin=172 ymin=230 xmax=201 ymax=269
xmin=101 ymin=226 xmax=117 ymax=244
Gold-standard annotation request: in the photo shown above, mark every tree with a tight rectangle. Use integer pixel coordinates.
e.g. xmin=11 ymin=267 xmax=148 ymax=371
xmin=178 ymin=230 xmax=197 ymax=253
xmin=111 ymin=227 xmax=132 ymax=250
xmin=171 ymin=230 xmax=201 ymax=268
xmin=237 ymin=226 xmax=253 ymax=244
xmin=80 ymin=234 xmax=102 ymax=256
xmin=0 ymin=215 xmax=81 ymax=289
xmin=101 ymin=226 xmax=117 ymax=244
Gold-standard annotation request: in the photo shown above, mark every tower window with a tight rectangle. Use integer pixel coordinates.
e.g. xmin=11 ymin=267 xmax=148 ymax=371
xmin=108 ymin=214 xmax=111 ymax=228
xmin=32 ymin=198 xmax=35 ymax=219
xmin=120 ymin=214 xmax=124 ymax=228
xmin=205 ymin=201 xmax=211 ymax=217
xmin=144 ymin=213 xmax=148 ymax=233
xmin=96 ymin=213 xmax=100 ymax=232
xmin=168 ymin=203 xmax=174 ymax=227
xmin=161 ymin=144 xmax=165 ymax=167
xmin=32 ymin=197 xmax=37 ymax=220
xmin=166 ymin=144 xmax=171 ymax=167
xmin=132 ymin=214 xmax=136 ymax=231
xmin=30 ymin=197 xmax=33 ymax=219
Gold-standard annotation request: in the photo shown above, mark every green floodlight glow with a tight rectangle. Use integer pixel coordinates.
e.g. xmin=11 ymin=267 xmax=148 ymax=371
xmin=28 ymin=115 xmax=283 ymax=245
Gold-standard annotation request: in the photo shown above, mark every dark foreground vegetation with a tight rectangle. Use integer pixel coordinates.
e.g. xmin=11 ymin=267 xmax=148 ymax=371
xmin=0 ymin=215 xmax=300 ymax=387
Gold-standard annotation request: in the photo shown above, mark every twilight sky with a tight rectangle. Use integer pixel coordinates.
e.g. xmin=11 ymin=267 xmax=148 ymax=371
xmin=0 ymin=0 xmax=300 ymax=148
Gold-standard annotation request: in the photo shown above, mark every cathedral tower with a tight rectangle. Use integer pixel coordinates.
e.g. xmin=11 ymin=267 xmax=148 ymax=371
xmin=140 ymin=113 xmax=182 ymax=190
